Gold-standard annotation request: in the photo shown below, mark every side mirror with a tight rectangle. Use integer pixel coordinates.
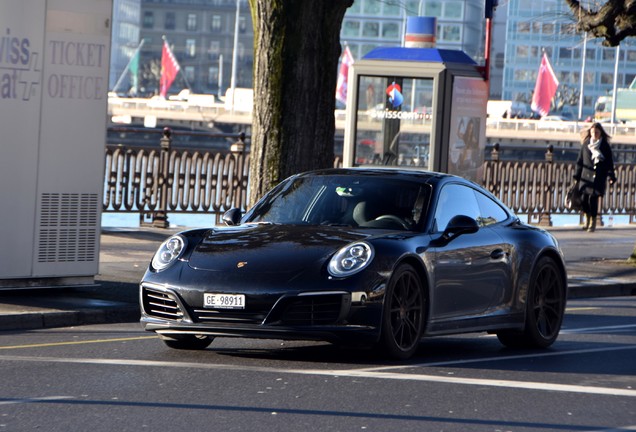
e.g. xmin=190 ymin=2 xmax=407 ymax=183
xmin=432 ymin=215 xmax=479 ymax=246
xmin=443 ymin=215 xmax=479 ymax=239
xmin=222 ymin=208 xmax=242 ymax=226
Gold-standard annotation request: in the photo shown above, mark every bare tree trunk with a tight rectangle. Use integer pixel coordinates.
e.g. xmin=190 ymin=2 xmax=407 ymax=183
xmin=247 ymin=0 xmax=352 ymax=207
xmin=564 ymin=0 xmax=636 ymax=46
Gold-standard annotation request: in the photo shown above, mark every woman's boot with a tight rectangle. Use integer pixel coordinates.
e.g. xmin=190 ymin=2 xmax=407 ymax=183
xmin=582 ymin=215 xmax=590 ymax=230
xmin=587 ymin=217 xmax=597 ymax=232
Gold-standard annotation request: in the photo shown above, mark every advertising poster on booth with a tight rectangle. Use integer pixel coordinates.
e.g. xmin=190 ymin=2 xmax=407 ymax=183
xmin=448 ymin=77 xmax=488 ymax=182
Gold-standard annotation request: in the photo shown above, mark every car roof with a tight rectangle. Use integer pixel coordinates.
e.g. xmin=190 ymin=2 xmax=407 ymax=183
xmin=295 ymin=167 xmax=460 ymax=185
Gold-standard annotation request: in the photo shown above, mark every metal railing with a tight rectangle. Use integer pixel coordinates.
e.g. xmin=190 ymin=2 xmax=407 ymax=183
xmin=482 ymin=144 xmax=636 ymax=225
xmin=103 ymin=132 xmax=636 ymax=227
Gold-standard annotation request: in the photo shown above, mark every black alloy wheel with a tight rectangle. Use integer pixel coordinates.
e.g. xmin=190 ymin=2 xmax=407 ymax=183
xmin=497 ymin=256 xmax=566 ymax=348
xmin=380 ymin=264 xmax=425 ymax=359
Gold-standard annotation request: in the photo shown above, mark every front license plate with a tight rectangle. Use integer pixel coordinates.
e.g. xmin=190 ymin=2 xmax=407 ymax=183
xmin=204 ymin=293 xmax=245 ymax=309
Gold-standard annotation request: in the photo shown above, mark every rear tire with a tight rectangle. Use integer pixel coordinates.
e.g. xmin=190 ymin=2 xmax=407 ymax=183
xmin=159 ymin=334 xmax=214 ymax=350
xmin=379 ymin=264 xmax=425 ymax=360
xmin=497 ymin=257 xmax=565 ymax=348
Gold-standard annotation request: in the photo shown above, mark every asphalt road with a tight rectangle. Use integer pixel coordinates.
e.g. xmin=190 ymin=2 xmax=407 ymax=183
xmin=1 ymin=296 xmax=634 ymax=432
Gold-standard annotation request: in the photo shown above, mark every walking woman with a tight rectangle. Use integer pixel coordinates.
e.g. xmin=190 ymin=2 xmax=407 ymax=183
xmin=573 ymin=122 xmax=616 ymax=232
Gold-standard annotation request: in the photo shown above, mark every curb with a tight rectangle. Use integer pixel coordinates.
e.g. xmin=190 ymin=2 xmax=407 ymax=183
xmin=567 ymin=281 xmax=636 ymax=299
xmin=0 ymin=307 xmax=140 ymax=332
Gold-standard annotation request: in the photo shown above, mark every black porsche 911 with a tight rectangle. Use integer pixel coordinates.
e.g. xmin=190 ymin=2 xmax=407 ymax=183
xmin=140 ymin=168 xmax=567 ymax=359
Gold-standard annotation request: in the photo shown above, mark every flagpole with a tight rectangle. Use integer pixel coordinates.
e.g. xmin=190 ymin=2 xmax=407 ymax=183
xmin=610 ymin=44 xmax=620 ymax=124
xmin=229 ymin=0 xmax=240 ymax=112
xmin=577 ymin=33 xmax=587 ymax=120
xmin=111 ymin=39 xmax=145 ymax=93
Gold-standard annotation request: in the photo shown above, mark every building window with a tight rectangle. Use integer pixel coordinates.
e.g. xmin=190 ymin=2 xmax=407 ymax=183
xmin=239 ymin=16 xmax=247 ymax=33
xmin=382 ymin=23 xmax=400 ymax=39
xmin=342 ymin=20 xmax=360 ymax=38
xmin=559 ymin=47 xmax=572 ymax=60
xmin=440 ymin=24 xmax=461 ymax=42
xmin=211 ymin=15 xmax=222 ymax=32
xmin=363 ymin=0 xmax=381 ymax=14
xmin=560 ymin=23 xmax=577 ymax=35
xmin=517 ymin=22 xmax=530 ymax=33
xmin=185 ymin=66 xmax=195 ymax=83
xmin=143 ymin=11 xmax=154 ymax=29
xmin=444 ymin=1 xmax=463 ymax=19
xmin=208 ymin=66 xmax=219 ymax=86
xmin=186 ymin=39 xmax=196 ymax=58
xmin=383 ymin=1 xmax=401 ymax=15
xmin=187 ymin=14 xmax=197 ymax=31
xmin=514 ymin=69 xmax=532 ymax=82
xmin=542 ymin=23 xmax=555 ymax=34
xmin=423 ymin=1 xmax=442 ymax=16
xmin=516 ymin=45 xmax=529 ymax=58
xmin=209 ymin=41 xmax=220 ymax=59
xmin=165 ymin=12 xmax=175 ymax=30
xmin=362 ymin=22 xmax=379 ymax=38
xmin=600 ymin=73 xmax=614 ymax=84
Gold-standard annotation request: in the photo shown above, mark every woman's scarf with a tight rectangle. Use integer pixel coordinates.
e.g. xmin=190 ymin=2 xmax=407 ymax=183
xmin=588 ymin=138 xmax=604 ymax=164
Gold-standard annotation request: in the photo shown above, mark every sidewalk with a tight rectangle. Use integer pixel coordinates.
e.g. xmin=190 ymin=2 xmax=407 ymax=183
xmin=0 ymin=225 xmax=634 ymax=332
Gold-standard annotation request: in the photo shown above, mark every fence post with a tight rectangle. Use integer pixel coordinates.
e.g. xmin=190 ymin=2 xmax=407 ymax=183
xmin=140 ymin=127 xmax=171 ymax=228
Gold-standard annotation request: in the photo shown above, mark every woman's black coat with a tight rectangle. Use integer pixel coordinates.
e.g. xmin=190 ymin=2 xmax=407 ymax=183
xmin=574 ymin=137 xmax=616 ymax=196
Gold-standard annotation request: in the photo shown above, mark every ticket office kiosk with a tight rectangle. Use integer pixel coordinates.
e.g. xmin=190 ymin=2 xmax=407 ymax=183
xmin=343 ymin=47 xmax=488 ymax=182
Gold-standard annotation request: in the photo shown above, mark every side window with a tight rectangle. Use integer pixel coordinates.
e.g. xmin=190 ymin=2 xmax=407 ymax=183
xmin=474 ymin=190 xmax=509 ymax=226
xmin=433 ymin=184 xmax=480 ymax=232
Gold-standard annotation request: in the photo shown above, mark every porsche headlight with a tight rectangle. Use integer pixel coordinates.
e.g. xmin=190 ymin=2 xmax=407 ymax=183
xmin=328 ymin=242 xmax=374 ymax=277
xmin=151 ymin=235 xmax=187 ymax=271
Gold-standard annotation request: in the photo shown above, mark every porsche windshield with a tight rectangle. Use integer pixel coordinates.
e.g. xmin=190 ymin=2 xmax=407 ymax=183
xmin=246 ymin=174 xmax=430 ymax=230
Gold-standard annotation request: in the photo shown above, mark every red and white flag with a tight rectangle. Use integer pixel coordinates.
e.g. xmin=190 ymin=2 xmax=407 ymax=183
xmin=531 ymin=53 xmax=559 ymax=117
xmin=159 ymin=40 xmax=181 ymax=97
xmin=335 ymin=45 xmax=354 ymax=105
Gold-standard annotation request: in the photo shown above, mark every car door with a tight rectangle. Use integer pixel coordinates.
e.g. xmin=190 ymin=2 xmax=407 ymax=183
xmin=429 ymin=183 xmax=512 ymax=319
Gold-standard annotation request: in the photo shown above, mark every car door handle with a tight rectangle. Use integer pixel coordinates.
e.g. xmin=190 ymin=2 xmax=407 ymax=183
xmin=490 ymin=249 xmax=508 ymax=260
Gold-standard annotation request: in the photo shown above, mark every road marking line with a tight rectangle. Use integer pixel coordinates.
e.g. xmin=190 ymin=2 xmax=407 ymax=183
xmin=356 ymin=344 xmax=636 ymax=371
xmin=1 ymin=353 xmax=635 ymax=398
xmin=561 ymin=324 xmax=636 ymax=334
xmin=0 ymin=336 xmax=156 ymax=350
xmin=0 ymin=396 xmax=74 ymax=405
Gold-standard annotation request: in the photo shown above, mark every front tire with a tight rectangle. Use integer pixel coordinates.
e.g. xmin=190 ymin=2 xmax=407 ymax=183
xmin=497 ymin=256 xmax=566 ymax=348
xmin=379 ymin=264 xmax=426 ymax=359
xmin=159 ymin=334 xmax=214 ymax=350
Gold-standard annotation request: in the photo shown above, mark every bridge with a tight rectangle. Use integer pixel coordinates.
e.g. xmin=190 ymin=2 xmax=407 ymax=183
xmin=107 ymin=96 xmax=636 ymax=147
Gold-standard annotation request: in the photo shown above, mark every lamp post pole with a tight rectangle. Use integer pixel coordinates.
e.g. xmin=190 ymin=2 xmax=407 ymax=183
xmin=230 ymin=0 xmax=240 ymax=113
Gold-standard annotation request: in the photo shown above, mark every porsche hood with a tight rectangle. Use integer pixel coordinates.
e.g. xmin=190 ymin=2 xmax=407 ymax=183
xmin=187 ymin=224 xmax=368 ymax=273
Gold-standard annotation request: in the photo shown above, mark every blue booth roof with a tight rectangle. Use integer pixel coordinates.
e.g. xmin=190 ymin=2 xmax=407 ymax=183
xmin=362 ymin=47 xmax=477 ymax=65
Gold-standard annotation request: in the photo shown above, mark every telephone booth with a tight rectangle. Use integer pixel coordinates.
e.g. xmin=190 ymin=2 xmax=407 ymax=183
xmin=342 ymin=46 xmax=488 ymax=182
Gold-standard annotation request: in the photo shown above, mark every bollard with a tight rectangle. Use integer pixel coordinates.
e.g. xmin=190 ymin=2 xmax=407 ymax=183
xmin=230 ymin=131 xmax=246 ymax=154
xmin=490 ymin=142 xmax=500 ymax=162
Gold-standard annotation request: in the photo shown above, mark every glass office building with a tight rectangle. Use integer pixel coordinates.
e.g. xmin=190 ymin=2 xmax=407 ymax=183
xmin=502 ymin=0 xmax=636 ymax=118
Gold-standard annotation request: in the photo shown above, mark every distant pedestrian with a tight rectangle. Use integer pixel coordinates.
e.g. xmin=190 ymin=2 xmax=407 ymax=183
xmin=573 ymin=122 xmax=616 ymax=232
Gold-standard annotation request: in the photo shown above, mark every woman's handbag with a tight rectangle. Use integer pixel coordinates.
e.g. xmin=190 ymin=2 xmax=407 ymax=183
xmin=565 ymin=184 xmax=583 ymax=211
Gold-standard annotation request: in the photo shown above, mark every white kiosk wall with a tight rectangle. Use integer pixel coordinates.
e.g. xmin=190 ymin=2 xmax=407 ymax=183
xmin=0 ymin=0 xmax=111 ymax=287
